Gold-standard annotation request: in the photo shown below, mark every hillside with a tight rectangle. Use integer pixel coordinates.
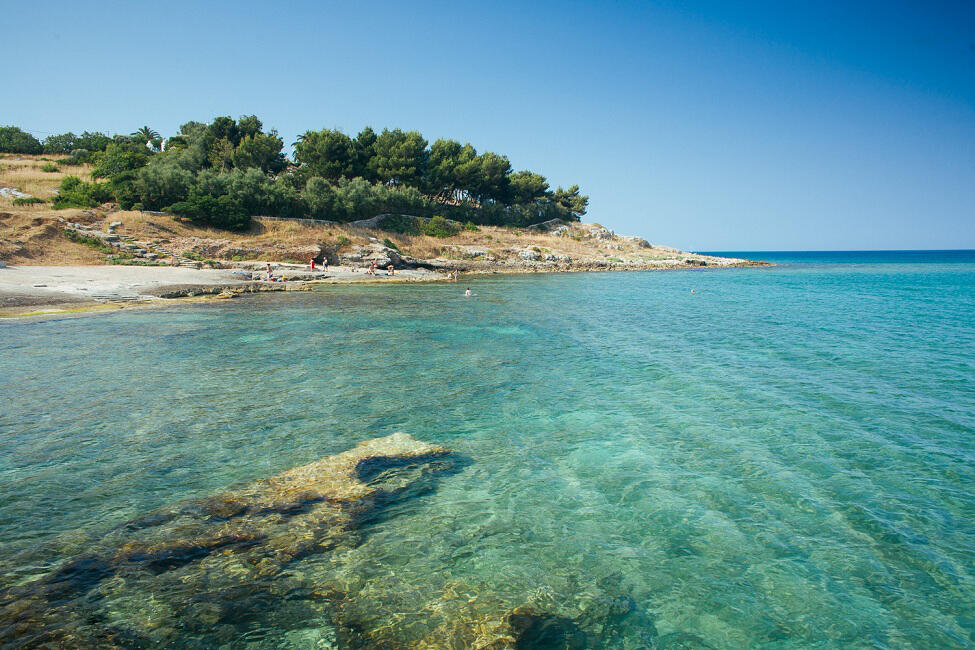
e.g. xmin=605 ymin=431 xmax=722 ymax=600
xmin=1 ymin=154 xmax=758 ymax=272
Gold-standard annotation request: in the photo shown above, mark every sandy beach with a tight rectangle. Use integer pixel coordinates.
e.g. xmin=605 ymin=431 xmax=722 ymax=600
xmin=0 ymin=264 xmax=445 ymax=317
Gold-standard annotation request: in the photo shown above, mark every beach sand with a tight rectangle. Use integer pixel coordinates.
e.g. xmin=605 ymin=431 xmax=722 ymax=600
xmin=0 ymin=264 xmax=446 ymax=317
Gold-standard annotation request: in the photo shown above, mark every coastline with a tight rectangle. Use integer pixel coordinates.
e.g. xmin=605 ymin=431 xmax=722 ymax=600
xmin=0 ymin=259 xmax=770 ymax=319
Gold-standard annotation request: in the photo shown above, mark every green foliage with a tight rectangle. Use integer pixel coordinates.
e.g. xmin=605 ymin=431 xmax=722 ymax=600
xmin=24 ymin=113 xmax=590 ymax=232
xmin=382 ymin=238 xmax=400 ymax=251
xmin=509 ymin=171 xmax=549 ymax=204
xmin=426 ymin=139 xmax=479 ymax=200
xmin=131 ymin=126 xmax=160 ymax=142
xmin=42 ymin=132 xmax=76 ymax=155
xmin=89 ymin=144 xmax=150 ymax=179
xmin=295 ymin=129 xmax=356 ymax=180
xmin=232 ymin=131 xmax=286 ymax=173
xmin=52 ymin=176 xmax=114 ymax=209
xmin=553 ymin=185 xmax=589 ymax=218
xmin=134 ymin=160 xmax=194 ymax=210
xmin=379 ymin=214 xmax=420 ymax=234
xmin=77 ymin=131 xmax=112 ymax=152
xmin=40 ymin=162 xmax=59 ymax=172
xmin=43 ymin=131 xmax=112 ymax=155
xmin=0 ymin=126 xmax=42 ymax=154
xmin=63 ymin=229 xmax=112 ymax=253
xmin=13 ymin=197 xmax=45 ymax=206
xmin=167 ymin=192 xmax=250 ymax=231
xmin=419 ymin=215 xmax=461 ymax=238
xmin=464 ymin=221 xmax=480 ymax=232
xmin=370 ymin=129 xmax=428 ymax=186
xmin=64 ymin=149 xmax=91 ymax=165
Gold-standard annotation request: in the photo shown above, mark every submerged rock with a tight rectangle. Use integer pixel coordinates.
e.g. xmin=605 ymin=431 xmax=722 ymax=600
xmin=0 ymin=433 xmax=456 ymax=648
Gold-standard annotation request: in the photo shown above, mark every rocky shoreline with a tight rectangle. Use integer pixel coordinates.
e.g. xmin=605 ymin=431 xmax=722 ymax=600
xmin=0 ymin=217 xmax=770 ymax=317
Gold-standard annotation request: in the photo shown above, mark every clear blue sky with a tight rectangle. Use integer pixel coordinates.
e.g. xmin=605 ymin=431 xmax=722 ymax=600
xmin=3 ymin=0 xmax=973 ymax=250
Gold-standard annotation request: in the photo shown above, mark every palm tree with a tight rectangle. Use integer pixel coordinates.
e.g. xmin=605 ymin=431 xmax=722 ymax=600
xmin=131 ymin=126 xmax=160 ymax=142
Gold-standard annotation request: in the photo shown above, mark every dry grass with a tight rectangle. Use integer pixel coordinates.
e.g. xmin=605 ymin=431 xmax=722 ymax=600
xmin=0 ymin=155 xmax=89 ymax=208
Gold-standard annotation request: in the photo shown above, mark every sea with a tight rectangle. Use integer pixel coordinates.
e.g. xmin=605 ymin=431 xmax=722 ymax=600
xmin=1 ymin=250 xmax=974 ymax=648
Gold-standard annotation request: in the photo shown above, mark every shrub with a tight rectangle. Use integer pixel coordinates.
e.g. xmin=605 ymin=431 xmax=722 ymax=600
xmin=464 ymin=221 xmax=480 ymax=232
xmin=64 ymin=149 xmax=91 ymax=165
xmin=13 ymin=197 xmax=45 ymax=206
xmin=40 ymin=162 xmax=59 ymax=173
xmin=166 ymin=193 xmax=250 ymax=231
xmin=52 ymin=176 xmax=114 ymax=209
xmin=379 ymin=214 xmax=420 ymax=235
xmin=336 ymin=235 xmax=351 ymax=248
xmin=419 ymin=215 xmax=460 ymax=238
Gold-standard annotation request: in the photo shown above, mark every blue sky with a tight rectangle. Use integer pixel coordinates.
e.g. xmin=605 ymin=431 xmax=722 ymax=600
xmin=2 ymin=0 xmax=972 ymax=250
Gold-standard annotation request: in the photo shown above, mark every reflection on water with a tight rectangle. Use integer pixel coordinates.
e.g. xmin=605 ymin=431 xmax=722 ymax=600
xmin=2 ymin=258 xmax=975 ymax=647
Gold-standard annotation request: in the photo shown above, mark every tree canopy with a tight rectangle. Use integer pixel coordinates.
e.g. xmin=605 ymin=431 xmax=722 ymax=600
xmin=0 ymin=126 xmax=42 ymax=154
xmin=10 ymin=115 xmax=589 ymax=230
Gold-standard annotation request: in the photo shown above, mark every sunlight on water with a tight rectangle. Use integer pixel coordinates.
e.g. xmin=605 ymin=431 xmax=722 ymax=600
xmin=2 ymin=254 xmax=974 ymax=647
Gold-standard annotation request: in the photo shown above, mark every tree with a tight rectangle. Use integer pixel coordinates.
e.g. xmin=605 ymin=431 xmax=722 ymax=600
xmin=207 ymin=138 xmax=235 ymax=172
xmin=179 ymin=121 xmax=207 ymax=140
xmin=509 ymin=171 xmax=549 ymax=204
xmin=426 ymin=139 xmax=478 ymax=202
xmin=232 ymin=131 xmax=286 ymax=174
xmin=131 ymin=126 xmax=160 ymax=142
xmin=135 ymin=162 xmax=193 ymax=210
xmin=305 ymin=177 xmax=342 ymax=220
xmin=43 ymin=132 xmax=78 ymax=154
xmin=206 ymin=116 xmax=240 ymax=147
xmin=89 ymin=143 xmax=150 ymax=179
xmin=76 ymin=131 xmax=112 ymax=152
xmin=237 ymin=115 xmax=263 ymax=141
xmin=471 ymin=152 xmax=511 ymax=203
xmin=369 ymin=129 xmax=428 ymax=186
xmin=553 ymin=185 xmax=589 ymax=219
xmin=0 ymin=126 xmax=42 ymax=154
xmin=294 ymin=129 xmax=356 ymax=181
xmin=353 ymin=127 xmax=378 ymax=181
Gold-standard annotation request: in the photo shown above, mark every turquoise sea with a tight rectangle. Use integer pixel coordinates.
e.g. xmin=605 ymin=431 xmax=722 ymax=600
xmin=2 ymin=251 xmax=974 ymax=648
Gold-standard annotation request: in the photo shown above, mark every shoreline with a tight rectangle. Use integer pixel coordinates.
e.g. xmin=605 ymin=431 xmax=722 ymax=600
xmin=0 ymin=260 xmax=772 ymax=319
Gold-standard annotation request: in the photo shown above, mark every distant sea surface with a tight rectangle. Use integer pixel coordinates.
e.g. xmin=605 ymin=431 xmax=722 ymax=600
xmin=2 ymin=250 xmax=974 ymax=647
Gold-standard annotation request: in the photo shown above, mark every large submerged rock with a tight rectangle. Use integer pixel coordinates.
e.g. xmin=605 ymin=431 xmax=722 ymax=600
xmin=0 ymin=433 xmax=456 ymax=648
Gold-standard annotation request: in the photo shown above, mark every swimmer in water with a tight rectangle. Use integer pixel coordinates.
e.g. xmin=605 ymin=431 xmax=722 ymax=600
xmin=465 ymin=288 xmax=472 ymax=296
xmin=691 ymin=289 xmax=695 ymax=294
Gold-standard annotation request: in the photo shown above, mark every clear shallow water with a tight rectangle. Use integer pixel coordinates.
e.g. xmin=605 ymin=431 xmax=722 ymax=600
xmin=2 ymin=252 xmax=975 ymax=648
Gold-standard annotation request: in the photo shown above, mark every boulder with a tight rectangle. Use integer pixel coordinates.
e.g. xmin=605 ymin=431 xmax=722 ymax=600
xmin=586 ymin=226 xmax=615 ymax=240
xmin=340 ymin=243 xmax=405 ymax=268
xmin=519 ymin=248 xmax=542 ymax=261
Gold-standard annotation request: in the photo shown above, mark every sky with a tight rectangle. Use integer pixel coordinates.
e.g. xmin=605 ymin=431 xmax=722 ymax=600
xmin=2 ymin=0 xmax=973 ymax=250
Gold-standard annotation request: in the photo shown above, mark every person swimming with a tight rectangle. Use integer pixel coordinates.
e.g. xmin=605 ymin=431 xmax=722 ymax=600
xmin=465 ymin=288 xmax=472 ymax=296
